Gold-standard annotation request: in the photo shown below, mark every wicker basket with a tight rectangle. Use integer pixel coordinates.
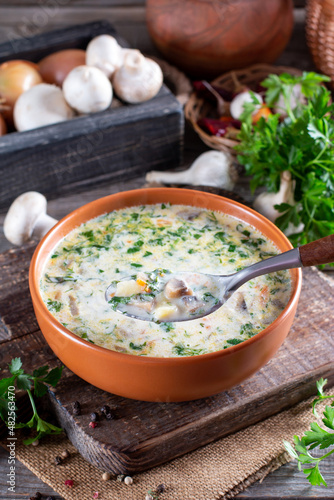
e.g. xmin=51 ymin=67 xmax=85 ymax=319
xmin=306 ymin=0 xmax=334 ymax=86
xmin=184 ymin=64 xmax=302 ymax=154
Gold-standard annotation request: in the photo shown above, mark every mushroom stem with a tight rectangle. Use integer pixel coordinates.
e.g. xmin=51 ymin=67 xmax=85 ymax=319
xmin=253 ymin=170 xmax=304 ymax=236
xmin=33 ymin=213 xmax=58 ymax=240
xmin=146 ymin=150 xmax=236 ymax=190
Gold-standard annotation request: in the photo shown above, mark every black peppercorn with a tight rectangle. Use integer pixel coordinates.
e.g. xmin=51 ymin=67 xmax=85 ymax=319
xmin=72 ymin=401 xmax=81 ymax=416
xmin=55 ymin=455 xmax=63 ymax=465
xmin=156 ymin=483 xmax=166 ymax=494
xmin=35 ymin=493 xmax=42 ymax=500
xmin=105 ymin=411 xmax=115 ymax=420
xmin=100 ymin=404 xmax=110 ymax=415
xmin=90 ymin=411 xmax=99 ymax=422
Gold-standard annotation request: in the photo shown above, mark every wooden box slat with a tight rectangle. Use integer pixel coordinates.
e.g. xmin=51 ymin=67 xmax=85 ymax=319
xmin=0 ymin=243 xmax=333 ymax=474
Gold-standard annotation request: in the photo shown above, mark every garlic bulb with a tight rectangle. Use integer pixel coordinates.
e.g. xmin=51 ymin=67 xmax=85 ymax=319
xmin=146 ymin=150 xmax=236 ymax=190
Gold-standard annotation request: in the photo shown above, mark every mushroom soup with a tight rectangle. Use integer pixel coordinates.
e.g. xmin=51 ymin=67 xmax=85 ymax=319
xmin=40 ymin=203 xmax=292 ymax=357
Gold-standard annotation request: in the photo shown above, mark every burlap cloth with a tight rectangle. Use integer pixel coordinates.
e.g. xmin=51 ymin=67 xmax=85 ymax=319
xmin=3 ymin=394 xmax=323 ymax=500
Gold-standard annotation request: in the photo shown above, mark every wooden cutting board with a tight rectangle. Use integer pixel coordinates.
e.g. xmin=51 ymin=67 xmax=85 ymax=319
xmin=0 ymin=243 xmax=334 ymax=475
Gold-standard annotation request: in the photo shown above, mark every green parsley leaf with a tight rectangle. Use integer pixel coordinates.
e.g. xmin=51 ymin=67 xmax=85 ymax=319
xmin=284 ymin=379 xmax=334 ymax=487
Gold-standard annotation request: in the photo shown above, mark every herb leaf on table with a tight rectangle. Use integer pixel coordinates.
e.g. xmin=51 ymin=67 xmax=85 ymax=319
xmin=283 ymin=378 xmax=334 ymax=487
xmin=235 ymin=72 xmax=334 ymax=246
xmin=0 ymin=357 xmax=63 ymax=444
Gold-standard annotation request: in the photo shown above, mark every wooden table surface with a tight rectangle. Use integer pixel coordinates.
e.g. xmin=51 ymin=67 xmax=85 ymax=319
xmin=1 ymin=1 xmax=334 ymax=498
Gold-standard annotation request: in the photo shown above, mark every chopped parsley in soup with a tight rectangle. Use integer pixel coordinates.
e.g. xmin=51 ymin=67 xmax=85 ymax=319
xmin=40 ymin=203 xmax=292 ymax=357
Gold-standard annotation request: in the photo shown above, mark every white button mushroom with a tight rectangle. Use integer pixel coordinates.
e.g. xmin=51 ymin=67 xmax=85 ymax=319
xmin=86 ymin=34 xmax=124 ymax=79
xmin=62 ymin=65 xmax=113 ymax=114
xmin=4 ymin=191 xmax=58 ymax=246
xmin=230 ymin=91 xmax=263 ymax=120
xmin=253 ymin=170 xmax=304 ymax=236
xmin=112 ymin=50 xmax=163 ymax=104
xmin=146 ymin=150 xmax=236 ymax=190
xmin=13 ymin=83 xmax=74 ymax=132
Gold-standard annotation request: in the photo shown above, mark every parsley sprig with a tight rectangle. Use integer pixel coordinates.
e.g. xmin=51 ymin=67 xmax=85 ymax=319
xmin=284 ymin=378 xmax=334 ymax=486
xmin=0 ymin=358 xmax=63 ymax=445
xmin=235 ymin=72 xmax=334 ymax=246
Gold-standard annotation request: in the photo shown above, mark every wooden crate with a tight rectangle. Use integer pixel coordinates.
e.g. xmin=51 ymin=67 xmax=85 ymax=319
xmin=0 ymin=21 xmax=184 ymax=210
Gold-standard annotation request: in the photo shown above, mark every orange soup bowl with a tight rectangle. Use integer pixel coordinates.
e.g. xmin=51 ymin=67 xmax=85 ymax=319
xmin=29 ymin=188 xmax=302 ymax=402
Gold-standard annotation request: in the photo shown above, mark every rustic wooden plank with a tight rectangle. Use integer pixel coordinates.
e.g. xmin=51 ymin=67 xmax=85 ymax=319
xmin=0 ymin=241 xmax=333 ymax=475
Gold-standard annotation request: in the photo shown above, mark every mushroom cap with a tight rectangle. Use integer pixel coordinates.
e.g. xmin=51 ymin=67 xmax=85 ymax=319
xmin=112 ymin=51 xmax=163 ymax=104
xmin=4 ymin=191 xmax=47 ymax=246
xmin=86 ymin=34 xmax=123 ymax=78
xmin=62 ymin=65 xmax=113 ymax=114
xmin=14 ymin=83 xmax=74 ymax=132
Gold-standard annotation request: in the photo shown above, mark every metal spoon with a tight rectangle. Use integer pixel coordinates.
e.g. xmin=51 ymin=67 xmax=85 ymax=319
xmin=105 ymin=234 xmax=334 ymax=322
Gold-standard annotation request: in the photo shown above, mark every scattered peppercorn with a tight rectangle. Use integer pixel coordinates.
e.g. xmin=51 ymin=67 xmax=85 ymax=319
xmin=156 ymin=483 xmax=165 ymax=494
xmin=34 ymin=493 xmax=42 ymax=500
xmin=64 ymin=479 xmax=74 ymax=488
xmin=93 ymin=493 xmax=99 ymax=499
xmin=60 ymin=449 xmax=70 ymax=460
xmin=72 ymin=401 xmax=81 ymax=416
xmin=90 ymin=411 xmax=99 ymax=422
xmin=102 ymin=472 xmax=111 ymax=481
xmin=117 ymin=474 xmax=125 ymax=482
xmin=124 ymin=476 xmax=133 ymax=485
xmin=54 ymin=455 xmax=63 ymax=465
xmin=105 ymin=411 xmax=115 ymax=420
xmin=100 ymin=404 xmax=110 ymax=415
xmin=89 ymin=421 xmax=97 ymax=428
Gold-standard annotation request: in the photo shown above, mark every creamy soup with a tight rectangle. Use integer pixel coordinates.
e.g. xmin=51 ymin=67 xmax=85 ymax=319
xmin=40 ymin=204 xmax=292 ymax=357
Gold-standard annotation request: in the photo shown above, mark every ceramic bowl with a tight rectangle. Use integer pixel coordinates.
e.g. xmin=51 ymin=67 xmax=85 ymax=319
xmin=29 ymin=188 xmax=302 ymax=402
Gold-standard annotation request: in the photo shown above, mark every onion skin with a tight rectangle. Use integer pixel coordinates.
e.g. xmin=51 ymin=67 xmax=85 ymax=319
xmin=39 ymin=49 xmax=86 ymax=86
xmin=0 ymin=114 xmax=7 ymax=136
xmin=0 ymin=60 xmax=43 ymax=123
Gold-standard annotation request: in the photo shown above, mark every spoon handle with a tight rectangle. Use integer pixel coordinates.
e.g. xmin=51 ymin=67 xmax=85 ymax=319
xmin=299 ymin=234 xmax=334 ymax=267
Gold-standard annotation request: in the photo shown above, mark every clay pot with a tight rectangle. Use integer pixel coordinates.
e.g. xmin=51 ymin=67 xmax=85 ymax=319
xmin=29 ymin=188 xmax=301 ymax=402
xmin=146 ymin=0 xmax=294 ymax=78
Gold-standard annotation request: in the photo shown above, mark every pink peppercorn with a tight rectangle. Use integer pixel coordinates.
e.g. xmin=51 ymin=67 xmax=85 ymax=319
xmin=89 ymin=421 xmax=97 ymax=428
xmin=64 ymin=479 xmax=74 ymax=488
xmin=93 ymin=493 xmax=99 ymax=499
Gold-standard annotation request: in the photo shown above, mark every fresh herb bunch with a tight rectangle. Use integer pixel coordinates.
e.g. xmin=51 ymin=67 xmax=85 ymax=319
xmin=235 ymin=72 xmax=334 ymax=246
xmin=0 ymin=357 xmax=63 ymax=444
xmin=284 ymin=378 xmax=334 ymax=487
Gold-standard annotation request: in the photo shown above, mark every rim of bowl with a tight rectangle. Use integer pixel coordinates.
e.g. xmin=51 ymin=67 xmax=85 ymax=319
xmin=29 ymin=187 xmax=302 ymax=366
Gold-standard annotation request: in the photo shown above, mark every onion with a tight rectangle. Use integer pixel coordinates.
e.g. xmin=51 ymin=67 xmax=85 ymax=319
xmin=38 ymin=49 xmax=86 ymax=86
xmin=0 ymin=114 xmax=7 ymax=136
xmin=0 ymin=60 xmax=43 ymax=123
